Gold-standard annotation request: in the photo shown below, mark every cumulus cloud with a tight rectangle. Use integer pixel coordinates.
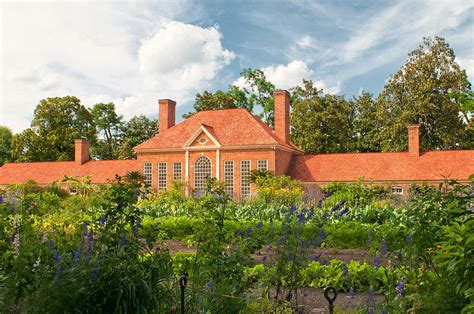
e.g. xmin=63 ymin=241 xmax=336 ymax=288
xmin=0 ymin=2 xmax=235 ymax=133
xmin=233 ymin=60 xmax=340 ymax=94
xmin=138 ymin=21 xmax=235 ymax=98
xmin=457 ymin=58 xmax=474 ymax=82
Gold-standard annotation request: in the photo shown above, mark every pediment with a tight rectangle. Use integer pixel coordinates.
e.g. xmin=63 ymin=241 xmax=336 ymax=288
xmin=183 ymin=124 xmax=221 ymax=149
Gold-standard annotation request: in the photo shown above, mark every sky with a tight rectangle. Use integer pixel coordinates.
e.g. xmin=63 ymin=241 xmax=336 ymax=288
xmin=1 ymin=0 xmax=473 ymax=133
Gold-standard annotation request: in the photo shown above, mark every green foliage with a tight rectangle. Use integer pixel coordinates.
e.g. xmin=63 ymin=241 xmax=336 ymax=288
xmin=351 ymin=91 xmax=380 ymax=152
xmin=90 ymin=102 xmax=124 ymax=160
xmin=254 ymin=174 xmax=305 ymax=207
xmin=12 ymin=96 xmax=96 ymax=162
xmin=0 ymin=125 xmax=13 ymax=166
xmin=117 ymin=115 xmax=158 ymax=159
xmin=376 ymin=36 xmax=469 ymax=151
xmin=291 ymin=80 xmax=354 ymax=153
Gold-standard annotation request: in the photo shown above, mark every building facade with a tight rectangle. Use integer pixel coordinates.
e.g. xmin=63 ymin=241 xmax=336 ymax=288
xmin=1 ymin=90 xmax=473 ymax=196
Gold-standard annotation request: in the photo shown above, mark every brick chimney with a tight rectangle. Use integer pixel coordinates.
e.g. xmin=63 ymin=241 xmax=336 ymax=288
xmin=274 ymin=90 xmax=290 ymax=143
xmin=407 ymin=125 xmax=420 ymax=157
xmin=74 ymin=139 xmax=90 ymax=164
xmin=159 ymin=99 xmax=176 ymax=132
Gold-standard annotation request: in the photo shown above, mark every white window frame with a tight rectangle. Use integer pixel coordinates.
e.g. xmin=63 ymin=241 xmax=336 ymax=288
xmin=194 ymin=156 xmax=212 ymax=193
xmin=257 ymin=159 xmax=268 ymax=172
xmin=158 ymin=162 xmax=167 ymax=191
xmin=391 ymin=187 xmax=403 ymax=195
xmin=173 ymin=162 xmax=182 ymax=181
xmin=144 ymin=162 xmax=153 ymax=186
xmin=224 ymin=160 xmax=234 ymax=196
xmin=240 ymin=160 xmax=251 ymax=197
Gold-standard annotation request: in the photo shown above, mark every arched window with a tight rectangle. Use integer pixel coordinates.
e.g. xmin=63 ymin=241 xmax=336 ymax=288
xmin=194 ymin=156 xmax=212 ymax=193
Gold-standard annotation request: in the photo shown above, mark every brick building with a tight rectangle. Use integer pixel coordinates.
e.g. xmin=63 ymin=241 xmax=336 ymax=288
xmin=1 ymin=90 xmax=473 ymax=196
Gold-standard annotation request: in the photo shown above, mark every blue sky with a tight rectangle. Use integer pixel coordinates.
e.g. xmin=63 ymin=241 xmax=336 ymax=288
xmin=1 ymin=0 xmax=473 ymax=132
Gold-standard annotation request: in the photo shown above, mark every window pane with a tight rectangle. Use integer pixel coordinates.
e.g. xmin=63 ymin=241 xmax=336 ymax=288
xmin=158 ymin=162 xmax=167 ymax=191
xmin=224 ymin=160 xmax=234 ymax=196
xmin=240 ymin=160 xmax=251 ymax=197
xmin=194 ymin=156 xmax=212 ymax=193
xmin=144 ymin=163 xmax=153 ymax=185
xmin=257 ymin=160 xmax=268 ymax=171
xmin=173 ymin=162 xmax=182 ymax=181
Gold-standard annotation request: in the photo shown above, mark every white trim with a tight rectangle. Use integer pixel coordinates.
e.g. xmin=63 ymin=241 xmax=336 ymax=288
xmin=216 ymin=149 xmax=220 ymax=180
xmin=183 ymin=125 xmax=221 ymax=148
xmin=240 ymin=160 xmax=251 ymax=197
xmin=185 ymin=150 xmax=189 ymax=195
xmin=136 ymin=144 xmax=302 ymax=154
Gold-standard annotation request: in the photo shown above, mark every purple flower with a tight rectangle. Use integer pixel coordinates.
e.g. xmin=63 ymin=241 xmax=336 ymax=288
xmin=262 ymin=256 xmax=267 ymax=262
xmin=321 ymin=259 xmax=328 ymax=265
xmin=308 ymin=206 xmax=314 ymax=218
xmin=119 ymin=234 xmax=127 ymax=246
xmin=132 ymin=217 xmax=142 ymax=235
xmin=53 ymin=249 xmax=60 ymax=262
xmin=82 ymin=223 xmax=88 ymax=237
xmin=311 ymin=253 xmax=322 ymax=261
xmin=206 ymin=279 xmax=213 ymax=291
xmin=256 ymin=221 xmax=263 ymax=229
xmin=368 ymin=231 xmax=374 ymax=244
xmin=338 ymin=208 xmax=349 ymax=217
xmin=290 ymin=205 xmax=296 ymax=216
xmin=381 ymin=239 xmax=388 ymax=255
xmin=0 ymin=195 xmax=3 ymax=204
xmin=269 ymin=217 xmax=273 ymax=224
xmin=236 ymin=230 xmax=243 ymax=237
xmin=87 ymin=230 xmax=93 ymax=242
xmin=396 ymin=279 xmax=405 ymax=297
xmin=320 ymin=228 xmax=327 ymax=241
xmin=99 ymin=214 xmax=107 ymax=226
xmin=298 ymin=212 xmax=305 ymax=224
xmin=374 ymin=256 xmax=381 ymax=269
xmin=331 ymin=200 xmax=346 ymax=212
xmin=85 ymin=242 xmax=93 ymax=262
xmin=317 ymin=199 xmax=323 ymax=208
xmin=48 ymin=240 xmax=54 ymax=251
xmin=405 ymin=234 xmax=412 ymax=244
xmin=245 ymin=227 xmax=252 ymax=237
xmin=342 ymin=263 xmax=348 ymax=277
xmin=71 ymin=247 xmax=82 ymax=267
xmin=91 ymin=260 xmax=99 ymax=281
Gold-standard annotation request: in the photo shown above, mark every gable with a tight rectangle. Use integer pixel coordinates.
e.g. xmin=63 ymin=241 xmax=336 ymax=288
xmin=183 ymin=125 xmax=221 ymax=149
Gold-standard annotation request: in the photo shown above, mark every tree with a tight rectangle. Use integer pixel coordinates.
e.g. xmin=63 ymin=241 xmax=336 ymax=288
xmin=90 ymin=103 xmax=124 ymax=160
xmin=351 ymin=91 xmax=381 ymax=152
xmin=0 ymin=126 xmax=13 ymax=166
xmin=291 ymin=80 xmax=354 ymax=154
xmin=118 ymin=115 xmax=158 ymax=159
xmin=183 ymin=86 xmax=252 ymax=118
xmin=376 ymin=37 xmax=469 ymax=151
xmin=11 ymin=96 xmax=96 ymax=162
xmin=184 ymin=68 xmax=275 ymax=125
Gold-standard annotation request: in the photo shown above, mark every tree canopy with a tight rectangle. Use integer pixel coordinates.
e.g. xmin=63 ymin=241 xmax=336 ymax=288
xmin=0 ymin=126 xmax=13 ymax=166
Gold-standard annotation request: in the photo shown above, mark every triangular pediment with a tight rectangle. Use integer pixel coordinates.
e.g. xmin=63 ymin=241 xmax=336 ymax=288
xmin=183 ymin=124 xmax=221 ymax=149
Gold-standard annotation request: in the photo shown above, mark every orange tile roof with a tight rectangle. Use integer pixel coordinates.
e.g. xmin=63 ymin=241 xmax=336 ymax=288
xmin=0 ymin=160 xmax=141 ymax=185
xmin=134 ymin=108 xmax=301 ymax=151
xmin=289 ymin=150 xmax=474 ymax=182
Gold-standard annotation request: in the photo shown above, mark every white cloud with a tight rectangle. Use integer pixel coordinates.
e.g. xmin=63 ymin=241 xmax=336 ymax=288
xmin=138 ymin=21 xmax=235 ymax=98
xmin=233 ymin=60 xmax=340 ymax=94
xmin=0 ymin=2 xmax=234 ymax=133
xmin=457 ymin=58 xmax=474 ymax=82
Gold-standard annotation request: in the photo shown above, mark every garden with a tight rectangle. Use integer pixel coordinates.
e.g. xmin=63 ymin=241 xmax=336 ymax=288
xmin=1 ymin=173 xmax=473 ymax=313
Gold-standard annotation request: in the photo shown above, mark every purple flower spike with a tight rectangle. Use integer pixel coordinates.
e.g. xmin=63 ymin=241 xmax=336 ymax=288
xmin=341 ymin=263 xmax=348 ymax=277
xmin=119 ymin=234 xmax=127 ymax=246
xmin=381 ymin=239 xmax=388 ymax=255
xmin=338 ymin=208 xmax=349 ymax=217
xmin=256 ymin=221 xmax=263 ymax=229
xmin=48 ymin=240 xmax=54 ymax=251
xmin=290 ymin=205 xmax=296 ymax=216
xmin=317 ymin=199 xmax=323 ymax=208
xmin=396 ymin=279 xmax=405 ymax=297
xmin=245 ymin=227 xmax=252 ymax=237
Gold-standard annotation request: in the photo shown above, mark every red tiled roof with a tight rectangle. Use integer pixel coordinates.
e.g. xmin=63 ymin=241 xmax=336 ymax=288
xmin=0 ymin=160 xmax=141 ymax=185
xmin=289 ymin=150 xmax=474 ymax=182
xmin=134 ymin=108 xmax=301 ymax=151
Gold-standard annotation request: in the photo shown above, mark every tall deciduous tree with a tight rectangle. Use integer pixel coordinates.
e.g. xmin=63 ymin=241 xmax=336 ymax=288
xmin=11 ymin=96 xmax=96 ymax=162
xmin=90 ymin=103 xmax=124 ymax=160
xmin=291 ymin=80 xmax=354 ymax=154
xmin=351 ymin=91 xmax=381 ymax=152
xmin=0 ymin=126 xmax=13 ymax=166
xmin=118 ymin=115 xmax=158 ymax=159
xmin=376 ymin=36 xmax=468 ymax=151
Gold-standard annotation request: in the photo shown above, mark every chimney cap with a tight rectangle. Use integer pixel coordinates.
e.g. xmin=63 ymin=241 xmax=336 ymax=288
xmin=159 ymin=99 xmax=176 ymax=103
xmin=274 ymin=90 xmax=290 ymax=95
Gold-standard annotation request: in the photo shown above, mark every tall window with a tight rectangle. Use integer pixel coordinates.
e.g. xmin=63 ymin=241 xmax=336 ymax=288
xmin=173 ymin=162 xmax=182 ymax=181
xmin=224 ymin=160 xmax=234 ymax=196
xmin=194 ymin=156 xmax=212 ymax=193
xmin=240 ymin=160 xmax=251 ymax=197
xmin=158 ymin=162 xmax=167 ymax=191
xmin=144 ymin=163 xmax=152 ymax=185
xmin=257 ymin=160 xmax=268 ymax=172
